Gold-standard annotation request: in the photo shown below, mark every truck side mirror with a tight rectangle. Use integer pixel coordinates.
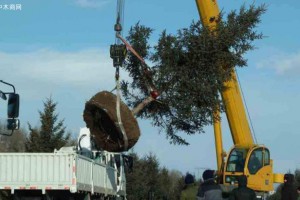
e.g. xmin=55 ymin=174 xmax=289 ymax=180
xmin=7 ymin=93 xmax=19 ymax=118
xmin=7 ymin=118 xmax=20 ymax=130
xmin=0 ymin=90 xmax=7 ymax=100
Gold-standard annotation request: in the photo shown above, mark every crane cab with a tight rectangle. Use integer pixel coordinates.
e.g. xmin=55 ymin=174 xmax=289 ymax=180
xmin=223 ymin=145 xmax=273 ymax=192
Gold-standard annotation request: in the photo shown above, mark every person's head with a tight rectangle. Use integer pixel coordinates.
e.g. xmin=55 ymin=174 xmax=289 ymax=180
xmin=237 ymin=175 xmax=247 ymax=188
xmin=283 ymin=173 xmax=295 ymax=185
xmin=184 ymin=173 xmax=195 ymax=185
xmin=250 ymin=154 xmax=257 ymax=159
xmin=202 ymin=169 xmax=215 ymax=181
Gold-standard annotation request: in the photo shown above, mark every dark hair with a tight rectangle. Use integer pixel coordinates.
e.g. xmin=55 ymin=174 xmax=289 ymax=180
xmin=185 ymin=173 xmax=195 ymax=185
xmin=202 ymin=170 xmax=215 ymax=181
xmin=284 ymin=173 xmax=295 ymax=184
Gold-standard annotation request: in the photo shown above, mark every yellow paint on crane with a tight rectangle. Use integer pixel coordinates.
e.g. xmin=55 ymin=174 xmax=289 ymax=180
xmin=195 ymin=0 xmax=283 ymax=193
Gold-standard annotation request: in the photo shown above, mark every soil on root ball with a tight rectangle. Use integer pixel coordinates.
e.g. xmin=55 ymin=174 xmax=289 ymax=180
xmin=83 ymin=91 xmax=140 ymax=152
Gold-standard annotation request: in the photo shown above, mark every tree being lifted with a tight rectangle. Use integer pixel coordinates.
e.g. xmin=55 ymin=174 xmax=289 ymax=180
xmin=84 ymin=4 xmax=266 ymax=152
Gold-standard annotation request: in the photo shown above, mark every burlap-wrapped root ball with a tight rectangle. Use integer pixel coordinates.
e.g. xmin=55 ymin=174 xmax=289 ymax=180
xmin=83 ymin=91 xmax=140 ymax=152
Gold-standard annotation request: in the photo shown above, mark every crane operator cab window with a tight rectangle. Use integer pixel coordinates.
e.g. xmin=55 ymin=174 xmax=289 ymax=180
xmin=247 ymin=148 xmax=269 ymax=174
xmin=226 ymin=148 xmax=247 ymax=172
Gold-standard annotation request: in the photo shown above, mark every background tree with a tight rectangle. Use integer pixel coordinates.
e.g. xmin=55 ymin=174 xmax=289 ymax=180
xmin=26 ymin=97 xmax=71 ymax=152
xmin=0 ymin=122 xmax=26 ymax=152
xmin=121 ymin=5 xmax=266 ymax=144
xmin=169 ymin=170 xmax=186 ymax=199
xmin=126 ymin=152 xmax=183 ymax=199
xmin=158 ymin=167 xmax=172 ymax=198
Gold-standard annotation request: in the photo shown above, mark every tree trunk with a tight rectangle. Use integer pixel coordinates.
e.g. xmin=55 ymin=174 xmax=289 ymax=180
xmin=132 ymin=96 xmax=155 ymax=116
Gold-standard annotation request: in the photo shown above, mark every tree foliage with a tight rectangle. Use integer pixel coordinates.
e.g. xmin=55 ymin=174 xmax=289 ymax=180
xmin=0 ymin=122 xmax=26 ymax=152
xmin=121 ymin=4 xmax=266 ymax=144
xmin=126 ymin=152 xmax=184 ymax=199
xmin=26 ymin=97 xmax=71 ymax=152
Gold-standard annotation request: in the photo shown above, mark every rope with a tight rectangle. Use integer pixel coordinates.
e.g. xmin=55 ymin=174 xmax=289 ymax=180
xmin=235 ymin=69 xmax=258 ymax=144
xmin=114 ymin=0 xmax=128 ymax=151
xmin=116 ymin=33 xmax=159 ymax=97
xmin=111 ymin=0 xmax=158 ymax=150
xmin=116 ymin=33 xmax=146 ymax=65
xmin=116 ymin=74 xmax=128 ymax=151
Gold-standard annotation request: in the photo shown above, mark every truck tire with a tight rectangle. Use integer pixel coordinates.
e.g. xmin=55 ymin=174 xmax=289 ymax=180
xmin=84 ymin=193 xmax=91 ymax=200
xmin=13 ymin=195 xmax=21 ymax=200
xmin=42 ymin=194 xmax=53 ymax=200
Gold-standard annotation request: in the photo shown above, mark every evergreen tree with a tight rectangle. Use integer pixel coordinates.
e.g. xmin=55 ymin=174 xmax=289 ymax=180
xmin=121 ymin=4 xmax=266 ymax=145
xmin=0 ymin=121 xmax=26 ymax=152
xmin=25 ymin=124 xmax=41 ymax=152
xmin=26 ymin=97 xmax=70 ymax=152
xmin=158 ymin=167 xmax=172 ymax=199
xmin=126 ymin=152 xmax=183 ymax=199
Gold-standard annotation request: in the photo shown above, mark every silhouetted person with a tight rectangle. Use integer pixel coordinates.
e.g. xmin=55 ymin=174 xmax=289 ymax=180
xmin=229 ymin=175 xmax=256 ymax=200
xmin=248 ymin=154 xmax=261 ymax=174
xmin=281 ymin=173 xmax=297 ymax=200
xmin=185 ymin=173 xmax=195 ymax=185
xmin=181 ymin=173 xmax=197 ymax=199
xmin=235 ymin=156 xmax=245 ymax=172
xmin=197 ymin=170 xmax=223 ymax=200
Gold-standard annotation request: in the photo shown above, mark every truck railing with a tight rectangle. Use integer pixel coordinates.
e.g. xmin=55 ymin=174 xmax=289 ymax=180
xmin=0 ymin=148 xmax=126 ymax=198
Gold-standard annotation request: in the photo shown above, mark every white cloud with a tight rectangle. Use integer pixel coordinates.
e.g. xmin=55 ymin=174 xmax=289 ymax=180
xmin=0 ymin=48 xmax=118 ymax=100
xmin=257 ymin=50 xmax=300 ymax=76
xmin=74 ymin=0 xmax=111 ymax=9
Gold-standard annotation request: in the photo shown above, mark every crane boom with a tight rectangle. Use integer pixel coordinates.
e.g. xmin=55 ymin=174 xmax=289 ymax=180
xmin=195 ymin=0 xmax=254 ymax=148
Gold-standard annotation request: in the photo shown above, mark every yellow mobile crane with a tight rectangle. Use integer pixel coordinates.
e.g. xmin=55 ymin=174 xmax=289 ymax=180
xmin=195 ymin=0 xmax=283 ymax=195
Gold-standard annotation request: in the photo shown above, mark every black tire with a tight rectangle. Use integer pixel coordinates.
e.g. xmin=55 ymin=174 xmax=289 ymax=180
xmin=13 ymin=194 xmax=21 ymax=200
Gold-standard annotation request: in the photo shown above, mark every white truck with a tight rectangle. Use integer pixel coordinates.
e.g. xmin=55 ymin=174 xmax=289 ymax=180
xmin=0 ymin=128 xmax=129 ymax=200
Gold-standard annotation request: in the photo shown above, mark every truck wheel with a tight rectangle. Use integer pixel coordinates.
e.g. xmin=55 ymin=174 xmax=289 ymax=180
xmin=42 ymin=194 xmax=53 ymax=200
xmin=13 ymin=195 xmax=21 ymax=200
xmin=84 ymin=193 xmax=91 ymax=200
xmin=98 ymin=195 xmax=105 ymax=200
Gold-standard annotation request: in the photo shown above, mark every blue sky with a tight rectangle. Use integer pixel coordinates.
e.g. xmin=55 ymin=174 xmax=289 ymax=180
xmin=0 ymin=0 xmax=300 ymax=179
